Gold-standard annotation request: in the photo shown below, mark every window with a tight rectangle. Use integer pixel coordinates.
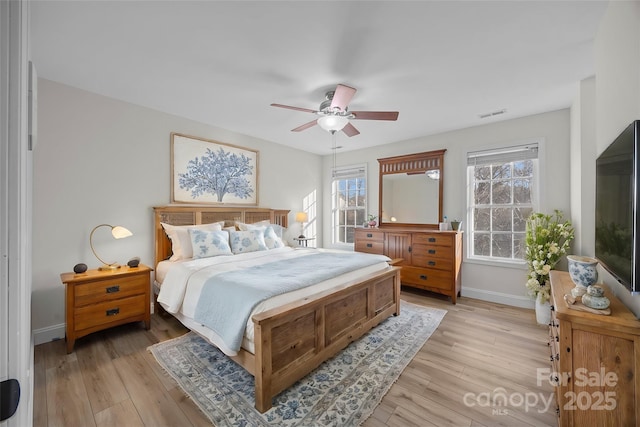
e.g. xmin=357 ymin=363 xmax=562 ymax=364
xmin=332 ymin=164 xmax=367 ymax=245
xmin=467 ymin=143 xmax=539 ymax=262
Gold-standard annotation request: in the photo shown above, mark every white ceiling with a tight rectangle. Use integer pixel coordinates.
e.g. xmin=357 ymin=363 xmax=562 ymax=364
xmin=30 ymin=1 xmax=608 ymax=155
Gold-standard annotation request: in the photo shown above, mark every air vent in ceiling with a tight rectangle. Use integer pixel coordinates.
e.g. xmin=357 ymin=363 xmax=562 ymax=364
xmin=479 ymin=109 xmax=507 ymax=119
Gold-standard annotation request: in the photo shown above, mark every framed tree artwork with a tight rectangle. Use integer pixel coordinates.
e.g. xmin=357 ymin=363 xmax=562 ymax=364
xmin=171 ymin=133 xmax=259 ymax=205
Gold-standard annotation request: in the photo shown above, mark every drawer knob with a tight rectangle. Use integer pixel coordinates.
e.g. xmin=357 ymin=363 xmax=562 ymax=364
xmin=428 ymin=261 xmax=436 ymax=266
xmin=106 ymin=285 xmax=120 ymax=294
xmin=428 ymin=249 xmax=436 ymax=254
xmin=367 ymin=243 xmax=372 ymax=248
xmin=420 ymin=275 xmax=427 ymax=280
xmin=367 ymin=233 xmax=373 ymax=238
xmin=106 ymin=308 xmax=120 ymax=316
xmin=428 ymin=237 xmax=436 ymax=242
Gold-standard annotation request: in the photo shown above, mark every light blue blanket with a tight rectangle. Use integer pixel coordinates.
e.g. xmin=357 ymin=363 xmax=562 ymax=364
xmin=193 ymin=251 xmax=388 ymax=353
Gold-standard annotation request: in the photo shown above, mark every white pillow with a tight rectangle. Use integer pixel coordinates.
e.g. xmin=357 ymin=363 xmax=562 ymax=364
xmin=189 ymin=229 xmax=232 ymax=258
xmin=161 ymin=221 xmax=223 ymax=261
xmin=264 ymin=226 xmax=285 ymax=249
xmin=268 ymin=224 xmax=287 ymax=239
xmin=236 ymin=220 xmax=270 ymax=231
xmin=229 ymin=229 xmax=268 ymax=254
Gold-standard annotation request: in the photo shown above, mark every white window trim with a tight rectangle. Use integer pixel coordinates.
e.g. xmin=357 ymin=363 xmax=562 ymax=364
xmin=465 ymin=138 xmax=545 ymax=265
xmin=331 ymin=163 xmax=367 ymax=246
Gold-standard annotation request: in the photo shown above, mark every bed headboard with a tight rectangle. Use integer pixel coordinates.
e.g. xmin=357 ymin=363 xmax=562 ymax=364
xmin=153 ymin=205 xmax=290 ymax=266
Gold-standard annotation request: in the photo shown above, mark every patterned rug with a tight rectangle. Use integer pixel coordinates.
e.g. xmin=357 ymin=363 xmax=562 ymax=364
xmin=148 ymin=301 xmax=446 ymax=427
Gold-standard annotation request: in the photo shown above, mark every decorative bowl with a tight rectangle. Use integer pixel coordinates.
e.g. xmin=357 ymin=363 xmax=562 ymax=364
xmin=582 ymin=285 xmax=610 ymax=309
xmin=567 ymin=255 xmax=598 ymax=288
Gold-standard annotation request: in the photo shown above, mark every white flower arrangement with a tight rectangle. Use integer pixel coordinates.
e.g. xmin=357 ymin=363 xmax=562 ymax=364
xmin=525 ymin=210 xmax=574 ymax=304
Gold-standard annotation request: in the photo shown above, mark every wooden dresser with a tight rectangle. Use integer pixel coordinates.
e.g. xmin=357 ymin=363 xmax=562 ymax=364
xmin=549 ymin=270 xmax=640 ymax=426
xmin=355 ymin=227 xmax=462 ymax=303
xmin=61 ymin=264 xmax=152 ymax=353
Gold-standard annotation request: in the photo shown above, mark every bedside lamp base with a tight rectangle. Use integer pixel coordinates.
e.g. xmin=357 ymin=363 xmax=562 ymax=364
xmin=98 ymin=264 xmax=121 ymax=271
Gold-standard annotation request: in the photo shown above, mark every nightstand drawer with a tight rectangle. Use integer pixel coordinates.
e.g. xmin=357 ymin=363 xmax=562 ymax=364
xmin=74 ymin=294 xmax=146 ymax=331
xmin=74 ymin=274 xmax=148 ymax=306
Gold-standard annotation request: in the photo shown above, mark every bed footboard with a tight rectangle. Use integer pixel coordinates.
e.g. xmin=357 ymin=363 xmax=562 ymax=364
xmin=250 ymin=266 xmax=401 ymax=412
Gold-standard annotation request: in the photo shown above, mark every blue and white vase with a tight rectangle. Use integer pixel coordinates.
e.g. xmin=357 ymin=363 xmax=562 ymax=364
xmin=567 ymin=255 xmax=598 ymax=298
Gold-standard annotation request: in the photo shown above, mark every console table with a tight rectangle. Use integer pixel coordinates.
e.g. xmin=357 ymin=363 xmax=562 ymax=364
xmin=549 ymin=270 xmax=640 ymax=426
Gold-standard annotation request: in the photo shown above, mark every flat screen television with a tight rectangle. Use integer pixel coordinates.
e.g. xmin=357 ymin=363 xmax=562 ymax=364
xmin=595 ymin=120 xmax=640 ymax=294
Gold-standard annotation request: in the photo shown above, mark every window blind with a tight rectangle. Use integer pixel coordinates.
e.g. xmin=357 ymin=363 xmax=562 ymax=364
xmin=332 ymin=164 xmax=366 ymax=179
xmin=467 ymin=143 xmax=538 ymax=166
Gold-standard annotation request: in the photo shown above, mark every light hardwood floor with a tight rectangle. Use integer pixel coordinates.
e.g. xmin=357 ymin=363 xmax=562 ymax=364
xmin=34 ymin=289 xmax=558 ymax=427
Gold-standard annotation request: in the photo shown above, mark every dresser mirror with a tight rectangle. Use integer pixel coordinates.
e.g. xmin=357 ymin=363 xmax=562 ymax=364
xmin=378 ymin=149 xmax=446 ymax=228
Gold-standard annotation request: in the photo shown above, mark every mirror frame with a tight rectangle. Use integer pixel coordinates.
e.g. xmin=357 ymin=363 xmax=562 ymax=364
xmin=378 ymin=149 xmax=446 ymax=229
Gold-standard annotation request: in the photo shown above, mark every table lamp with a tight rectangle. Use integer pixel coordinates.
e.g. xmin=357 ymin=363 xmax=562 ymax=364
xmin=295 ymin=212 xmax=308 ymax=239
xmin=90 ymin=224 xmax=132 ymax=270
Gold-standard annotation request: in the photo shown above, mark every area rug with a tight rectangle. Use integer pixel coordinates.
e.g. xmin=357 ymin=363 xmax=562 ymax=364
xmin=148 ymin=301 xmax=446 ymax=427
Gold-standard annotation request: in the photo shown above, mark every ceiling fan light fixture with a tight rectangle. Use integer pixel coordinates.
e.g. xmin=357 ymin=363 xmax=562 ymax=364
xmin=317 ymin=115 xmax=349 ymax=133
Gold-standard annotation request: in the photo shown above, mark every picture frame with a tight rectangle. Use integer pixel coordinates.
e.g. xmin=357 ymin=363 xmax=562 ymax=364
xmin=171 ymin=133 xmax=259 ymax=205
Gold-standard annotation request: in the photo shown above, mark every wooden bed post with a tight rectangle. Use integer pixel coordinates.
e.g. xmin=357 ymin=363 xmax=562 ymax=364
xmin=253 ymin=323 xmax=273 ymax=412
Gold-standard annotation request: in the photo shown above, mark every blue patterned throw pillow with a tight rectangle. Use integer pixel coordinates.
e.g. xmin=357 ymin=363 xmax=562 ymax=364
xmin=188 ymin=229 xmax=232 ymax=259
xmin=229 ymin=229 xmax=268 ymax=254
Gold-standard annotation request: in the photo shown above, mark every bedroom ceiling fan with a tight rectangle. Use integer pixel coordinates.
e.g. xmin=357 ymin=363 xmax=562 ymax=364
xmin=270 ymin=84 xmax=399 ymax=137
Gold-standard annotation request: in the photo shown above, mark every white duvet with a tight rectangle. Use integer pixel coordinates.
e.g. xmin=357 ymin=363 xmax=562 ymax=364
xmin=157 ymin=247 xmax=390 ymax=356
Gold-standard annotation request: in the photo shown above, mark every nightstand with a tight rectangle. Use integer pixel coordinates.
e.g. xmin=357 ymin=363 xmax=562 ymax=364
xmin=60 ymin=264 xmax=152 ymax=353
xmin=293 ymin=237 xmax=315 ymax=247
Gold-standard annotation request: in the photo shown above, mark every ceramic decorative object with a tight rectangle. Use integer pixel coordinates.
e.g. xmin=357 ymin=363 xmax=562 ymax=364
xmin=73 ymin=263 xmax=87 ymax=274
xmin=450 ymin=221 xmax=462 ymax=231
xmin=567 ymin=255 xmax=598 ymax=298
xmin=581 ymin=284 xmax=610 ymax=310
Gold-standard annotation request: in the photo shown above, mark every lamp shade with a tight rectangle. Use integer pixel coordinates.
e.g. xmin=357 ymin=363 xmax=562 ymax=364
xmin=317 ymin=115 xmax=349 ymax=133
xmin=111 ymin=225 xmax=133 ymax=239
xmin=90 ymin=224 xmax=133 ymax=270
xmin=295 ymin=212 xmax=308 ymax=223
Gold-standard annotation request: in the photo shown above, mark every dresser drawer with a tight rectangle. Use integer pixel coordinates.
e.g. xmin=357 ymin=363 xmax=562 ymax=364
xmin=74 ymin=274 xmax=148 ymax=307
xmin=74 ymin=294 xmax=146 ymax=331
xmin=412 ymin=233 xmax=452 ymax=247
xmin=355 ymin=229 xmax=384 ymax=242
xmin=401 ymin=266 xmax=453 ymax=290
xmin=411 ymin=251 xmax=454 ymax=271
xmin=355 ymin=240 xmax=384 ymax=254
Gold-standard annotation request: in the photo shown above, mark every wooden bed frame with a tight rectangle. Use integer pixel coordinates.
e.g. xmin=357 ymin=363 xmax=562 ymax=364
xmin=153 ymin=205 xmax=401 ymax=412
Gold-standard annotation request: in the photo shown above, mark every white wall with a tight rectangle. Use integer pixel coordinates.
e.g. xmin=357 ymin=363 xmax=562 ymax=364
xmin=323 ymin=109 xmax=571 ymax=307
xmin=592 ymin=0 xmax=640 ymax=317
xmin=32 ymin=79 xmax=322 ymax=343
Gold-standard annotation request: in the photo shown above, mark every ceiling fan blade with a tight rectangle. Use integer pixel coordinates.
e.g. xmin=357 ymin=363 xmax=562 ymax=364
xmin=330 ymin=84 xmax=357 ymax=111
xmin=342 ymin=122 xmax=360 ymax=137
xmin=271 ymin=103 xmax=318 ymax=114
xmin=291 ymin=119 xmax=318 ymax=132
xmin=351 ymin=111 xmax=399 ymax=121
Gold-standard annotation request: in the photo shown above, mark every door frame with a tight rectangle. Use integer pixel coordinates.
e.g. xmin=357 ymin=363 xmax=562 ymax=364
xmin=1 ymin=1 xmax=33 ymax=425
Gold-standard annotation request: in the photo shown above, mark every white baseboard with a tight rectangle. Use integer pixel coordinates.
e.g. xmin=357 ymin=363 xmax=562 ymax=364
xmin=462 ymin=286 xmax=535 ymax=309
xmin=33 ymin=323 xmax=65 ymax=346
